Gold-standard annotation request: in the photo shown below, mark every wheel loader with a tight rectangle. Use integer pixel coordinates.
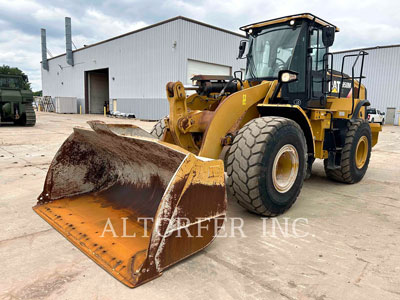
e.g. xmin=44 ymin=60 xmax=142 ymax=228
xmin=33 ymin=13 xmax=381 ymax=288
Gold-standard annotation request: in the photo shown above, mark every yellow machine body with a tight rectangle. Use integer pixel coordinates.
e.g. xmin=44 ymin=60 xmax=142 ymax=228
xmin=163 ymin=79 xmax=380 ymax=161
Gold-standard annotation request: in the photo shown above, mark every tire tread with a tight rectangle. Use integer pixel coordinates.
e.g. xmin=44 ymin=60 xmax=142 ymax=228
xmin=226 ymin=116 xmax=306 ymax=216
xmin=150 ymin=118 xmax=166 ymax=139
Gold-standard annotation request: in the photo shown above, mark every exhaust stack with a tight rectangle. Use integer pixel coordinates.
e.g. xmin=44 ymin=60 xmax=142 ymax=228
xmin=41 ymin=28 xmax=49 ymax=71
xmin=65 ymin=17 xmax=74 ymax=66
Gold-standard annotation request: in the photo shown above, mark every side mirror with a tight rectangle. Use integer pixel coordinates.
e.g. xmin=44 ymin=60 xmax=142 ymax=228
xmin=238 ymin=40 xmax=248 ymax=59
xmin=382 ymin=112 xmax=385 ymax=115
xmin=322 ymin=26 xmax=335 ymax=47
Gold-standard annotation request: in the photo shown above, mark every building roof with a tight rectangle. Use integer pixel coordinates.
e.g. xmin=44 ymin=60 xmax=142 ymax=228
xmin=332 ymin=44 xmax=400 ymax=54
xmin=47 ymin=16 xmax=245 ymax=61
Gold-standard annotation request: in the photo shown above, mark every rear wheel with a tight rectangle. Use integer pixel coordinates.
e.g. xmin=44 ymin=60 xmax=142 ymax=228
xmin=150 ymin=117 xmax=167 ymax=139
xmin=226 ymin=117 xmax=307 ymax=216
xmin=324 ymin=119 xmax=371 ymax=183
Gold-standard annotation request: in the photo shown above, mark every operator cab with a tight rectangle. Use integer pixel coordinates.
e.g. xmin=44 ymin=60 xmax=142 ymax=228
xmin=0 ymin=75 xmax=24 ymax=89
xmin=239 ymin=13 xmax=339 ymax=109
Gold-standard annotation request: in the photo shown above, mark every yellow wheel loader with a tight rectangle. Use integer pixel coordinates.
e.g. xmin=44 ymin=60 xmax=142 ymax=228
xmin=34 ymin=13 xmax=381 ymax=287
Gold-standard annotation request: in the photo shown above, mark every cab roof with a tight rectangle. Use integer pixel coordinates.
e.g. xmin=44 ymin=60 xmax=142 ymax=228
xmin=240 ymin=13 xmax=340 ymax=32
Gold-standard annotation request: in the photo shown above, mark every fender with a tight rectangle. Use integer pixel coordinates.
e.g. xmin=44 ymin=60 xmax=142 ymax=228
xmin=351 ymin=99 xmax=370 ymax=121
xmin=198 ymin=81 xmax=277 ymax=158
xmin=257 ymin=104 xmax=315 ymax=156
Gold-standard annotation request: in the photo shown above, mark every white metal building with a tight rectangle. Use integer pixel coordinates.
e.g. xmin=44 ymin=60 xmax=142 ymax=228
xmin=41 ymin=16 xmax=246 ymax=119
xmin=333 ymin=45 xmax=400 ymax=125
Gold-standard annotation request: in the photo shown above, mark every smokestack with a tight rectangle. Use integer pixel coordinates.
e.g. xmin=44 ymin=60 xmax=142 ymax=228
xmin=41 ymin=28 xmax=49 ymax=71
xmin=65 ymin=17 xmax=74 ymax=66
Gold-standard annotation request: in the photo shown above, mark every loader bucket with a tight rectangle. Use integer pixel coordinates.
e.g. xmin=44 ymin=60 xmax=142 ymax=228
xmin=33 ymin=121 xmax=226 ymax=288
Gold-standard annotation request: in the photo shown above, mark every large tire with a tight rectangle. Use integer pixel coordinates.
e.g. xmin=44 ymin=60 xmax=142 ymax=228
xmin=226 ymin=117 xmax=307 ymax=216
xmin=324 ymin=119 xmax=371 ymax=183
xmin=150 ymin=118 xmax=167 ymax=139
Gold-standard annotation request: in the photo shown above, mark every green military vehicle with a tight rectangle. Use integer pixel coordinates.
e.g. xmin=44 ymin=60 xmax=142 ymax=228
xmin=0 ymin=74 xmax=36 ymax=126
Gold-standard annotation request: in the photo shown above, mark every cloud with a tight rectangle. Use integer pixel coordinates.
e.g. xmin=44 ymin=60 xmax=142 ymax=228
xmin=0 ymin=0 xmax=399 ymax=91
xmin=0 ymin=0 xmax=151 ymax=90
xmin=81 ymin=9 xmax=147 ymax=39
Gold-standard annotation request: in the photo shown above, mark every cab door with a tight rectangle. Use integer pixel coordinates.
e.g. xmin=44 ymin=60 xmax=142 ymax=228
xmin=308 ymin=28 xmax=327 ymax=107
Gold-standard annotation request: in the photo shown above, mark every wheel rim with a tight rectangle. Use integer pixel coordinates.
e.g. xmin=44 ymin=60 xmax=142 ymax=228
xmin=355 ymin=136 xmax=368 ymax=169
xmin=272 ymin=144 xmax=299 ymax=193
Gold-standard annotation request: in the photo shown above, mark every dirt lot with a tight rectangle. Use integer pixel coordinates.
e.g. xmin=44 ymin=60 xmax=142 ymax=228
xmin=1 ymin=112 xmax=399 ymax=300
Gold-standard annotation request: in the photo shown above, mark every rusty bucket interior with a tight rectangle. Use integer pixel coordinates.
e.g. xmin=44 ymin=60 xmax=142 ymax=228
xmin=33 ymin=121 xmax=226 ymax=288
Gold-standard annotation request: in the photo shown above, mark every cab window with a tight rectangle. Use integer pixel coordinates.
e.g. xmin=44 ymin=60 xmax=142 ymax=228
xmin=309 ymin=29 xmax=326 ymax=98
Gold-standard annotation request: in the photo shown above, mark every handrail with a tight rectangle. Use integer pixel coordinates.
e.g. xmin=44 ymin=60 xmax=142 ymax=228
xmin=337 ymin=51 xmax=368 ymax=117
xmin=323 ymin=52 xmax=333 ymax=95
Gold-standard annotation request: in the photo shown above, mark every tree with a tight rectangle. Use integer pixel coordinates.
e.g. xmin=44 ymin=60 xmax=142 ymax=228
xmin=0 ymin=65 xmax=32 ymax=90
xmin=33 ymin=90 xmax=42 ymax=96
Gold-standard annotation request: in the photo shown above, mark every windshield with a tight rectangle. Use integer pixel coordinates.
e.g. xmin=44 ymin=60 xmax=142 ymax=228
xmin=0 ymin=76 xmax=23 ymax=89
xmin=245 ymin=25 xmax=303 ymax=80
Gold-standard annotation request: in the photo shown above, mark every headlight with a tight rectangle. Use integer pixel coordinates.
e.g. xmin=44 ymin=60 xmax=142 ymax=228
xmin=279 ymin=70 xmax=298 ymax=83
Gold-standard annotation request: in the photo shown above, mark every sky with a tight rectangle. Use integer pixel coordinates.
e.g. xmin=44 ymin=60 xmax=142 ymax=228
xmin=0 ymin=0 xmax=399 ymax=91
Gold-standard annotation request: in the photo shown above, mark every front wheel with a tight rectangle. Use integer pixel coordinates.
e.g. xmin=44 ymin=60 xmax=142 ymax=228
xmin=226 ymin=117 xmax=307 ymax=216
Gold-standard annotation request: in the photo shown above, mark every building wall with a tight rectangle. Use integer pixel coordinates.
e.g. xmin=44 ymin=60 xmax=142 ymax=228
xmin=332 ymin=46 xmax=400 ymax=124
xmin=41 ymin=18 xmax=245 ymax=119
